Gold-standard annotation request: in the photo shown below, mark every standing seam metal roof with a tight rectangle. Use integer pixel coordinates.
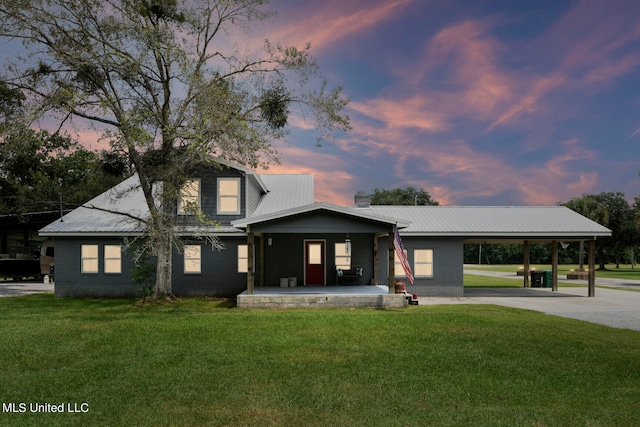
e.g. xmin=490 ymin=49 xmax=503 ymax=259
xmin=364 ymin=206 xmax=612 ymax=237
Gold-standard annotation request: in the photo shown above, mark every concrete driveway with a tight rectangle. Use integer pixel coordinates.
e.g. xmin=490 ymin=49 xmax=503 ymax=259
xmin=418 ymin=269 xmax=640 ymax=331
xmin=0 ymin=281 xmax=54 ymax=297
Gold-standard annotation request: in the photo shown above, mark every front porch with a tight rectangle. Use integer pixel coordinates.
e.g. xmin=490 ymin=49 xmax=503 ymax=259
xmin=236 ymin=285 xmax=408 ymax=309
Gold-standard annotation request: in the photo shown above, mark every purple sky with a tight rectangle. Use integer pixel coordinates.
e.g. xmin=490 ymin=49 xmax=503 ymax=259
xmin=4 ymin=0 xmax=639 ymax=207
xmin=254 ymin=0 xmax=640 ymax=206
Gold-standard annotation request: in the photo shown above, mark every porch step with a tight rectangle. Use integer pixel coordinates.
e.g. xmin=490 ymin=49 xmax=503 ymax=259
xmin=237 ymin=293 xmax=408 ymax=309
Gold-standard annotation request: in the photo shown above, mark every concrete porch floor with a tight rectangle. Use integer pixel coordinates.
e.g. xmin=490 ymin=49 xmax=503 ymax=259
xmin=237 ymin=285 xmax=408 ymax=309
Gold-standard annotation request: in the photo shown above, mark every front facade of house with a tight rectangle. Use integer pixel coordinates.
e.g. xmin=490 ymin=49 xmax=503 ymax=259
xmin=40 ymin=161 xmax=611 ymax=298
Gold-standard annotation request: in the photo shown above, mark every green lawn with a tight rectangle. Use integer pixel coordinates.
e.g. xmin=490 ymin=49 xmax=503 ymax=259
xmin=464 ymin=274 xmax=522 ymax=288
xmin=1 ymin=295 xmax=639 ymax=426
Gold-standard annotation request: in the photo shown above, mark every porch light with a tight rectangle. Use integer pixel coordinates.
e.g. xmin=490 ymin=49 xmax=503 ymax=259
xmin=345 ymin=238 xmax=351 ymax=255
xmin=268 ymin=237 xmax=273 ymax=246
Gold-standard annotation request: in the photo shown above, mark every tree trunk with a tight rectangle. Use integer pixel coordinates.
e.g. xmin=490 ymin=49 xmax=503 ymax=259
xmin=598 ymin=246 xmax=606 ymax=270
xmin=152 ymin=189 xmax=175 ymax=300
xmin=153 ymin=230 xmax=173 ymax=299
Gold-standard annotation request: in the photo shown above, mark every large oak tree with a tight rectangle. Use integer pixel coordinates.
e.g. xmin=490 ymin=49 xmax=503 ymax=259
xmin=0 ymin=0 xmax=350 ymax=298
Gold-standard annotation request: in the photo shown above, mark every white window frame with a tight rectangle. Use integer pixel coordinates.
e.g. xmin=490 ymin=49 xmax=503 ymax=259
xmin=335 ymin=243 xmax=351 ymax=269
xmin=217 ymin=178 xmax=240 ymax=215
xmin=81 ymin=244 xmax=99 ymax=274
xmin=178 ymin=179 xmax=200 ymax=215
xmin=184 ymin=245 xmax=201 ymax=274
xmin=104 ymin=245 xmax=122 ymax=274
xmin=414 ymin=249 xmax=434 ymax=278
xmin=394 ymin=249 xmax=407 ymax=278
xmin=238 ymin=245 xmax=248 ymax=273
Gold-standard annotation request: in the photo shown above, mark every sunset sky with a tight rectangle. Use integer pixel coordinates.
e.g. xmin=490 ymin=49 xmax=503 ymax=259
xmin=255 ymin=0 xmax=640 ymax=206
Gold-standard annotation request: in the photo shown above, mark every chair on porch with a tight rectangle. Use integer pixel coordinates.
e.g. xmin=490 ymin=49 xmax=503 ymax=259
xmin=335 ymin=265 xmax=364 ymax=285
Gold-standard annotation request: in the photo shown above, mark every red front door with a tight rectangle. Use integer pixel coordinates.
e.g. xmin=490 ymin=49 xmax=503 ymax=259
xmin=305 ymin=240 xmax=325 ymax=285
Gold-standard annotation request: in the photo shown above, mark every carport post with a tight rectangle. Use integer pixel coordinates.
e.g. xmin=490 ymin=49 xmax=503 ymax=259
xmin=588 ymin=240 xmax=596 ymax=297
xmin=523 ymin=241 xmax=530 ymax=288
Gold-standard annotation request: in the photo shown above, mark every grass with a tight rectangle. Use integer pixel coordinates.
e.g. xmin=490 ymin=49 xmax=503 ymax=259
xmin=1 ymin=295 xmax=640 ymax=426
xmin=466 ymin=263 xmax=640 ymax=280
xmin=463 ymin=274 xmax=523 ymax=288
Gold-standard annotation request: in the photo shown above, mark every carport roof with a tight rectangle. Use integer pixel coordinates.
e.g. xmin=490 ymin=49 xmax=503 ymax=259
xmin=364 ymin=206 xmax=612 ymax=242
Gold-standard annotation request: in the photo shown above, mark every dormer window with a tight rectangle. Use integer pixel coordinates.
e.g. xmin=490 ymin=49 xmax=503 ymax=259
xmin=178 ymin=179 xmax=200 ymax=215
xmin=218 ymin=178 xmax=240 ymax=214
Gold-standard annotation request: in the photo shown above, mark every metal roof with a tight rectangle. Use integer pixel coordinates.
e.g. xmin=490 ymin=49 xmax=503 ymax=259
xmin=364 ymin=206 xmax=611 ymax=241
xmin=252 ymin=174 xmax=314 ymax=216
xmin=39 ymin=163 xmax=612 ymax=242
xmin=40 ymin=175 xmax=148 ymax=235
xmin=233 ymin=202 xmax=411 ymax=229
xmin=40 ymin=172 xmax=316 ymax=236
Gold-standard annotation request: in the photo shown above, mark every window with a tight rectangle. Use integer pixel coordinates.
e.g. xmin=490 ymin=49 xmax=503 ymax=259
xmin=308 ymin=243 xmax=322 ymax=265
xmin=335 ymin=243 xmax=351 ymax=269
xmin=238 ymin=245 xmax=248 ymax=273
xmin=394 ymin=249 xmax=407 ymax=277
xmin=414 ymin=249 xmax=434 ymax=277
xmin=81 ymin=245 xmax=99 ymax=273
xmin=184 ymin=245 xmax=201 ymax=274
xmin=218 ymin=178 xmax=240 ymax=214
xmin=104 ymin=245 xmax=122 ymax=274
xmin=178 ymin=179 xmax=200 ymax=215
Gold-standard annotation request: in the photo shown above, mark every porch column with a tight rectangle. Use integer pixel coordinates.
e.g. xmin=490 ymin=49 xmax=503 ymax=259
xmin=388 ymin=227 xmax=396 ymax=294
xmin=247 ymin=232 xmax=255 ymax=295
xmin=588 ymin=239 xmax=596 ymax=297
xmin=259 ymin=233 xmax=265 ymax=287
xmin=552 ymin=240 xmax=558 ymax=292
xmin=523 ymin=240 xmax=530 ymax=288
xmin=373 ymin=234 xmax=379 ymax=285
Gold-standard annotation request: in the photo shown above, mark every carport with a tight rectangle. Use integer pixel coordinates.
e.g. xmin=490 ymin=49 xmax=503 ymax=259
xmin=367 ymin=205 xmax=612 ymax=298
xmin=464 ymin=237 xmax=599 ymax=296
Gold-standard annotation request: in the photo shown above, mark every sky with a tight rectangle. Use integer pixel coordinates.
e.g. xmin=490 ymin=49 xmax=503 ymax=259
xmin=251 ymin=0 xmax=640 ymax=206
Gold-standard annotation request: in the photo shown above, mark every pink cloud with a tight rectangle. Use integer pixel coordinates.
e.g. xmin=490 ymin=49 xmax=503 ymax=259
xmin=258 ymin=146 xmax=354 ymax=205
xmin=349 ymin=96 xmax=449 ymax=133
xmin=267 ymin=0 xmax=413 ymax=51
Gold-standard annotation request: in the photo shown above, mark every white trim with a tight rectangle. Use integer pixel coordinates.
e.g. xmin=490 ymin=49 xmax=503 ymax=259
xmin=217 ymin=177 xmax=241 ymax=215
xmin=184 ymin=245 xmax=201 ymax=274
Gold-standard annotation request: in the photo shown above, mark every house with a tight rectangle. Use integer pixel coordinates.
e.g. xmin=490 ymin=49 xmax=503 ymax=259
xmin=39 ymin=161 xmax=612 ymax=300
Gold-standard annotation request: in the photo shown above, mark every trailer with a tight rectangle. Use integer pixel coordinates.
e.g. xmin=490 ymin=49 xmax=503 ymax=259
xmin=0 ymin=240 xmax=54 ymax=281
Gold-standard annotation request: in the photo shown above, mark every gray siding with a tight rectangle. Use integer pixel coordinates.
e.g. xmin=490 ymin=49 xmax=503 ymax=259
xmin=173 ymin=237 xmax=248 ymax=296
xmin=252 ymin=211 xmax=394 ymax=234
xmin=377 ymin=236 xmax=464 ymax=297
xmin=245 ymin=176 xmax=263 ymax=216
xmin=53 ymin=238 xmax=138 ymax=298
xmin=53 ymin=237 xmax=249 ymax=298
xmin=175 ymin=168 xmax=247 ymax=227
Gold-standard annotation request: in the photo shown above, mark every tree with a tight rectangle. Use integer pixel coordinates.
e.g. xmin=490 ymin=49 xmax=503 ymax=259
xmin=0 ymin=128 xmax=129 ymax=214
xmin=563 ymin=192 xmax=633 ymax=270
xmin=0 ymin=81 xmax=129 ymax=214
xmin=369 ymin=187 xmax=439 ymax=206
xmin=0 ymin=0 xmax=350 ymax=299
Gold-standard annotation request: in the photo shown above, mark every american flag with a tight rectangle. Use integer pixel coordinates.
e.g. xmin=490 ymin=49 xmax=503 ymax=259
xmin=393 ymin=228 xmax=414 ymax=285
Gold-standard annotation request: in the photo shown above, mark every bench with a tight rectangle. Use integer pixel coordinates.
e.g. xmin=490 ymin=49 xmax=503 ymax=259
xmin=335 ymin=265 xmax=364 ymax=285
